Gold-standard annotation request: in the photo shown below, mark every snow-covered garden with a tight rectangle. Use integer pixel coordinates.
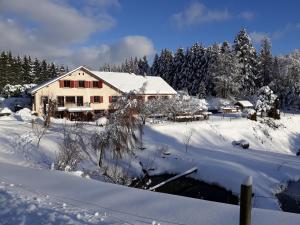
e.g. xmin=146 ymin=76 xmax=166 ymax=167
xmin=0 ymin=101 xmax=300 ymax=224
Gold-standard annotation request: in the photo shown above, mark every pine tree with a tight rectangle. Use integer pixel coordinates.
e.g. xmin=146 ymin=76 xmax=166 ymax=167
xmin=181 ymin=43 xmax=207 ymax=95
xmin=258 ymin=38 xmax=273 ymax=87
xmin=234 ymin=28 xmax=258 ymax=96
xmin=137 ymin=56 xmax=150 ymax=75
xmin=209 ymin=42 xmax=241 ymax=98
xmin=150 ymin=54 xmax=160 ymax=76
xmin=158 ymin=49 xmax=174 ymax=84
xmin=172 ymin=48 xmax=185 ymax=90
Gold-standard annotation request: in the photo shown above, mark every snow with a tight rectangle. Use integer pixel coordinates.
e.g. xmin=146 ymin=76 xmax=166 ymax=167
xmin=15 ymin=108 xmax=34 ymax=121
xmin=0 ymin=162 xmax=300 ymax=225
xmin=92 ymin=71 xmax=177 ymax=95
xmin=96 ymin=117 xmax=107 ymax=126
xmin=67 ymin=107 xmax=93 ymax=112
xmin=236 ymin=100 xmax=254 ymax=108
xmin=0 ymin=113 xmax=300 ymax=224
xmin=0 ymin=107 xmax=12 ymax=115
xmin=243 ymin=176 xmax=253 ymax=186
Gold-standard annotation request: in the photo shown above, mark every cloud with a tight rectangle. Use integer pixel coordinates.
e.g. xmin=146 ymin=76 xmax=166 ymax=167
xmin=249 ymin=32 xmax=269 ymax=44
xmin=171 ymin=2 xmax=231 ymax=28
xmin=0 ymin=0 xmax=115 ymax=45
xmin=239 ymin=11 xmax=255 ymax=21
xmin=250 ymin=23 xmax=300 ymax=45
xmin=0 ymin=0 xmax=154 ymax=69
xmin=68 ymin=36 xmax=156 ymax=69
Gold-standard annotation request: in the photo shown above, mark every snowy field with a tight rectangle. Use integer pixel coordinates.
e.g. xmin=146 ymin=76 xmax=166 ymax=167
xmin=0 ymin=110 xmax=300 ymax=224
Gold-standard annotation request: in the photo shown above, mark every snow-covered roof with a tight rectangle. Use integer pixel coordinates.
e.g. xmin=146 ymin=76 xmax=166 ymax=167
xmin=29 ymin=66 xmax=177 ymax=95
xmin=235 ymin=100 xmax=253 ymax=107
xmin=91 ymin=71 xmax=177 ymax=95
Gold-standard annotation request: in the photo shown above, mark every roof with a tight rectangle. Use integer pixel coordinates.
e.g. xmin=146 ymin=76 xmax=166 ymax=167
xmin=91 ymin=71 xmax=177 ymax=95
xmin=29 ymin=66 xmax=177 ymax=95
xmin=235 ymin=100 xmax=254 ymax=107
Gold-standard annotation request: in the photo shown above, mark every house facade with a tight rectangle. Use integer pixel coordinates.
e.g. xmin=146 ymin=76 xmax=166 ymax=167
xmin=29 ymin=66 xmax=177 ymax=118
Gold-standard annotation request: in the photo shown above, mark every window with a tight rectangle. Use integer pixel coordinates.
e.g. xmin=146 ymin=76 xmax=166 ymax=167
xmin=148 ymin=96 xmax=156 ymax=101
xmin=66 ymin=96 xmax=75 ymax=104
xmin=77 ymin=96 xmax=83 ymax=106
xmin=94 ymin=96 xmax=100 ymax=103
xmin=110 ymin=96 xmax=118 ymax=103
xmin=64 ymin=80 xmax=71 ymax=87
xmin=78 ymin=80 xmax=85 ymax=88
xmin=93 ymin=81 xmax=99 ymax=88
xmin=57 ymin=96 xmax=64 ymax=107
xmin=91 ymin=96 xmax=103 ymax=103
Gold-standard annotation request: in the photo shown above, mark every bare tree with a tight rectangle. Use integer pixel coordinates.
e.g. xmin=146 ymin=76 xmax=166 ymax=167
xmin=31 ymin=119 xmax=47 ymax=148
xmin=55 ymin=126 xmax=83 ymax=171
xmin=183 ymin=129 xmax=193 ymax=153
xmin=44 ymin=99 xmax=56 ymax=128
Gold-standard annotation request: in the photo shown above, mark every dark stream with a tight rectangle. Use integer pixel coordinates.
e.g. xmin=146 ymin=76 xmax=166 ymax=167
xmin=276 ymin=180 xmax=300 ymax=214
xmin=131 ymin=174 xmax=239 ymax=205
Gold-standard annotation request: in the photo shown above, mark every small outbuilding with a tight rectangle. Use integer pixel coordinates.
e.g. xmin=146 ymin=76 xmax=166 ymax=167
xmin=235 ymin=101 xmax=254 ymax=111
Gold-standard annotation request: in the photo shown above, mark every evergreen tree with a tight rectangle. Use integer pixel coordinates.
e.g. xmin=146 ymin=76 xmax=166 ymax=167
xmin=137 ymin=56 xmax=150 ymax=75
xmin=234 ymin=28 xmax=258 ymax=96
xmin=172 ymin=48 xmax=186 ymax=90
xmin=258 ymin=38 xmax=273 ymax=87
xmin=209 ymin=42 xmax=241 ymax=98
xmin=158 ymin=49 xmax=174 ymax=84
xmin=151 ymin=54 xmax=160 ymax=76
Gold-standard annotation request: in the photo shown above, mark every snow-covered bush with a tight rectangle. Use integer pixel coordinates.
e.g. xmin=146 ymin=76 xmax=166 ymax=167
xmin=55 ymin=128 xmax=83 ymax=171
xmin=0 ymin=107 xmax=12 ymax=116
xmin=1 ymin=84 xmax=36 ymax=98
xmin=255 ymin=86 xmax=278 ymax=118
xmin=96 ymin=117 xmax=108 ymax=126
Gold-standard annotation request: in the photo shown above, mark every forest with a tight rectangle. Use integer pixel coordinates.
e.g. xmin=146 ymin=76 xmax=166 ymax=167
xmin=1 ymin=28 xmax=299 ymax=108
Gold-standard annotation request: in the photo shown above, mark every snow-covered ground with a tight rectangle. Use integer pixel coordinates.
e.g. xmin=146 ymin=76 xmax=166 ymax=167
xmin=1 ymin=162 xmax=300 ymax=225
xmin=0 ymin=110 xmax=300 ymax=224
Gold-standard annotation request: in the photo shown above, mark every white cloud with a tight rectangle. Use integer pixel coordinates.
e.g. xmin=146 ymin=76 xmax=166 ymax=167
xmin=68 ymin=36 xmax=156 ymax=69
xmin=250 ymin=23 xmax=300 ymax=45
xmin=249 ymin=32 xmax=269 ymax=44
xmin=171 ymin=2 xmax=231 ymax=28
xmin=0 ymin=0 xmax=115 ymax=45
xmin=0 ymin=0 xmax=155 ymax=69
xmin=239 ymin=11 xmax=255 ymax=21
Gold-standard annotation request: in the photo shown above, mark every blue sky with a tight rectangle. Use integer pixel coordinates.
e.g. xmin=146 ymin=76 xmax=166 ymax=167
xmin=0 ymin=0 xmax=299 ymax=68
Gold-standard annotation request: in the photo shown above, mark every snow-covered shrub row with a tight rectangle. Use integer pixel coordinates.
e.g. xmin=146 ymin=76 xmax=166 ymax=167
xmin=1 ymin=84 xmax=36 ymax=98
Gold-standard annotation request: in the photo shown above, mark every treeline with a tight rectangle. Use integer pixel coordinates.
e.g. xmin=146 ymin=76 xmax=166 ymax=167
xmin=0 ymin=51 xmax=68 ymax=89
xmin=101 ymin=28 xmax=300 ymax=108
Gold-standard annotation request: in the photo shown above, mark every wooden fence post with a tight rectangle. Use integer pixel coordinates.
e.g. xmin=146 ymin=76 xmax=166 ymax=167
xmin=239 ymin=176 xmax=252 ymax=225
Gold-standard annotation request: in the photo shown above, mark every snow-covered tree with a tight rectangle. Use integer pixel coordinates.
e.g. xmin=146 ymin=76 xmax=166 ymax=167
xmin=158 ymin=49 xmax=174 ymax=84
xmin=234 ymin=28 xmax=258 ymax=96
xmin=255 ymin=86 xmax=278 ymax=117
xmin=95 ymin=93 xmax=143 ymax=166
xmin=258 ymin=38 xmax=273 ymax=87
xmin=209 ymin=42 xmax=241 ymax=98
xmin=172 ymin=48 xmax=186 ymax=90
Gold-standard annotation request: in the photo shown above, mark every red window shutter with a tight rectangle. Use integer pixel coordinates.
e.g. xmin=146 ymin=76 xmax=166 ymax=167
xmin=59 ymin=80 xmax=64 ymax=88
xmin=90 ymin=96 xmax=94 ymax=103
xmin=75 ymin=81 xmax=78 ymax=88
xmin=70 ymin=80 xmax=75 ymax=88
xmin=109 ymin=96 xmax=112 ymax=103
xmin=98 ymin=81 xmax=103 ymax=88
xmin=100 ymin=96 xmax=103 ymax=103
xmin=89 ymin=81 xmax=92 ymax=88
xmin=85 ymin=81 xmax=89 ymax=88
